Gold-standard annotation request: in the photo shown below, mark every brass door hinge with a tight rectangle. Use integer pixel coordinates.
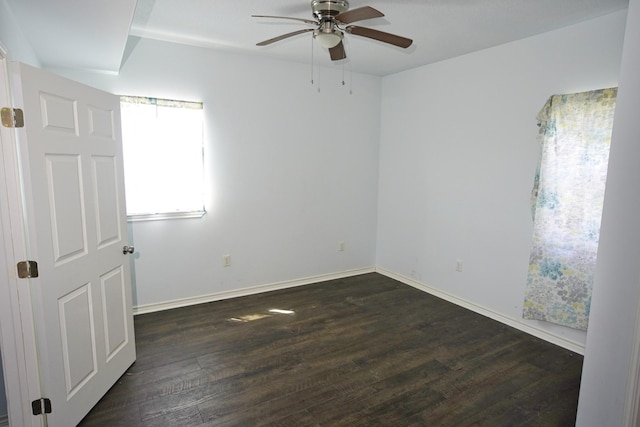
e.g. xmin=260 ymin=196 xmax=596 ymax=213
xmin=1 ymin=107 xmax=24 ymax=128
xmin=17 ymin=260 xmax=38 ymax=278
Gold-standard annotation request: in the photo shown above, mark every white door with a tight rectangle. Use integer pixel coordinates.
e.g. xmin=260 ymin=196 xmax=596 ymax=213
xmin=10 ymin=62 xmax=135 ymax=426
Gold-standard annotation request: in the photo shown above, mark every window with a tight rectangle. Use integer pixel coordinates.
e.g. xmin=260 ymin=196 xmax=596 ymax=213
xmin=120 ymin=96 xmax=205 ymax=221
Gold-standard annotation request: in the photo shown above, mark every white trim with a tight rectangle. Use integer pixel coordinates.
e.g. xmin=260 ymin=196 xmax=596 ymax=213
xmin=132 ymin=265 xmax=586 ymax=354
xmin=376 ymin=267 xmax=585 ymax=355
xmin=127 ymin=210 xmax=206 ymax=222
xmin=0 ymin=54 xmax=43 ymax=427
xmin=622 ymin=275 xmax=640 ymax=426
xmin=133 ymin=267 xmax=376 ymax=315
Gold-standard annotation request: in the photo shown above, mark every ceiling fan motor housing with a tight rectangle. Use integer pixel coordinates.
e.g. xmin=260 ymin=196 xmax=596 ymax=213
xmin=311 ymin=0 xmax=349 ymax=20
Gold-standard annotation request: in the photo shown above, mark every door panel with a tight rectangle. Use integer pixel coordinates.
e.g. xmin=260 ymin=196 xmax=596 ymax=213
xmin=58 ymin=283 xmax=97 ymax=397
xmin=46 ymin=154 xmax=87 ymax=264
xmin=92 ymin=155 xmax=121 ymax=248
xmin=88 ymin=106 xmax=115 ymax=139
xmin=100 ymin=266 xmax=128 ymax=360
xmin=11 ymin=62 xmax=135 ymax=426
xmin=40 ymin=92 xmax=78 ymax=134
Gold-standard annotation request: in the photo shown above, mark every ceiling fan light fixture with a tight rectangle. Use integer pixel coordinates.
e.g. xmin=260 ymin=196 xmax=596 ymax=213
xmin=253 ymin=2 xmax=413 ymax=61
xmin=314 ymin=30 xmax=343 ymax=48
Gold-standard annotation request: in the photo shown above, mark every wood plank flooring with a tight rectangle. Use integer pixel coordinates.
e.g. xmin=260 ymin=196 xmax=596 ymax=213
xmin=79 ymin=273 xmax=583 ymax=426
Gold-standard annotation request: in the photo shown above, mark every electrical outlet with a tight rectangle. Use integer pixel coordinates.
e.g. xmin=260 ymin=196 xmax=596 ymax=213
xmin=455 ymin=259 xmax=463 ymax=272
xmin=339 ymin=241 xmax=345 ymax=252
xmin=223 ymin=254 xmax=231 ymax=267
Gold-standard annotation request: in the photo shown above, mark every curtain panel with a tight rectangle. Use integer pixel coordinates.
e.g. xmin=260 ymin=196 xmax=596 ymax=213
xmin=523 ymin=88 xmax=617 ymax=330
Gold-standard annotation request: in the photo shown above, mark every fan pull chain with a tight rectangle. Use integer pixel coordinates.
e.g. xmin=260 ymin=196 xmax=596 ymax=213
xmin=341 ymin=58 xmax=353 ymax=95
xmin=350 ymin=61 xmax=353 ymax=95
xmin=310 ymin=35 xmax=314 ymax=85
xmin=310 ymin=35 xmax=320 ymax=92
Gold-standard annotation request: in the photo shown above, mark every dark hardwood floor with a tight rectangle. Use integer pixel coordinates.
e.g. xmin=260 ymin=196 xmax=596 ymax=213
xmin=79 ymin=273 xmax=583 ymax=426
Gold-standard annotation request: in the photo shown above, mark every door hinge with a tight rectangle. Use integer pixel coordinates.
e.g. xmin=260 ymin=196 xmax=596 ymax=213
xmin=31 ymin=398 xmax=52 ymax=416
xmin=1 ymin=107 xmax=24 ymax=128
xmin=17 ymin=260 xmax=39 ymax=278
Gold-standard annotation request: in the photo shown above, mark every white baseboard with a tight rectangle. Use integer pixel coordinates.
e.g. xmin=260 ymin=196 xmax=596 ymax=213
xmin=0 ymin=413 xmax=8 ymax=427
xmin=132 ymin=266 xmax=584 ymax=355
xmin=376 ymin=268 xmax=585 ymax=355
xmin=133 ymin=267 xmax=376 ymax=315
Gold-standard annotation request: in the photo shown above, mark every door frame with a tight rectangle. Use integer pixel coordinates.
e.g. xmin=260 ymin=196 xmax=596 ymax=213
xmin=0 ymin=43 xmax=44 ymax=427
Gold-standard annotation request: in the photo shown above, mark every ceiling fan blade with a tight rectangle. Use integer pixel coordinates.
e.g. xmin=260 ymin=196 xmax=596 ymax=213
xmin=252 ymin=15 xmax=318 ymax=26
xmin=335 ymin=6 xmax=384 ymax=24
xmin=256 ymin=28 xmax=314 ymax=46
xmin=346 ymin=26 xmax=413 ymax=48
xmin=329 ymin=41 xmax=346 ymax=61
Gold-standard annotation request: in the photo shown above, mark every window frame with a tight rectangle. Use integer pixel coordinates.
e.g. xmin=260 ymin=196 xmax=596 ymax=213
xmin=119 ymin=95 xmax=206 ymax=222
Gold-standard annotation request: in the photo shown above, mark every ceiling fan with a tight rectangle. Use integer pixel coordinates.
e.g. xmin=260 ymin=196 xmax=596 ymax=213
xmin=252 ymin=0 xmax=413 ymax=61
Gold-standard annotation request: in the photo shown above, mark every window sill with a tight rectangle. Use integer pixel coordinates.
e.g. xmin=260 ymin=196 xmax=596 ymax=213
xmin=127 ymin=210 xmax=206 ymax=222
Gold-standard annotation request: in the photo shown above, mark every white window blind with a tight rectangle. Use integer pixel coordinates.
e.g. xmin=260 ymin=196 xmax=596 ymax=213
xmin=120 ymin=96 xmax=205 ymax=221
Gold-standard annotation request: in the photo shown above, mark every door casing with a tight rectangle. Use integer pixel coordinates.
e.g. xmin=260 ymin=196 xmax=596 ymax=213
xmin=0 ymin=44 xmax=44 ymax=427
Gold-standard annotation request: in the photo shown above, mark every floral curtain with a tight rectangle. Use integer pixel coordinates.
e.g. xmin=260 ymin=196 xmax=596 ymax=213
xmin=523 ymin=88 xmax=617 ymax=330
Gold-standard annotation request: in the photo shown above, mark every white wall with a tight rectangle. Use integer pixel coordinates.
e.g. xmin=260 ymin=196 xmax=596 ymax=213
xmin=57 ymin=38 xmax=382 ymax=308
xmin=0 ymin=350 xmax=5 ymax=418
xmin=0 ymin=0 xmax=39 ymax=67
xmin=577 ymin=0 xmax=640 ymax=424
xmin=377 ymin=10 xmax=626 ymax=350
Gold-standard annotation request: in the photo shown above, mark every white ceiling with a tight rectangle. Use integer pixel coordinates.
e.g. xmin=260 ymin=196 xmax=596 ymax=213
xmin=7 ymin=0 xmax=629 ymax=76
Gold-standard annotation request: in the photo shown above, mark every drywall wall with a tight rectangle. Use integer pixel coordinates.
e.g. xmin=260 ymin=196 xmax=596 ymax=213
xmin=57 ymin=39 xmax=382 ymax=308
xmin=0 ymin=0 xmax=39 ymax=67
xmin=576 ymin=0 xmax=640 ymax=424
xmin=0 ymin=350 xmax=5 ymax=419
xmin=377 ymin=10 xmax=626 ymax=349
